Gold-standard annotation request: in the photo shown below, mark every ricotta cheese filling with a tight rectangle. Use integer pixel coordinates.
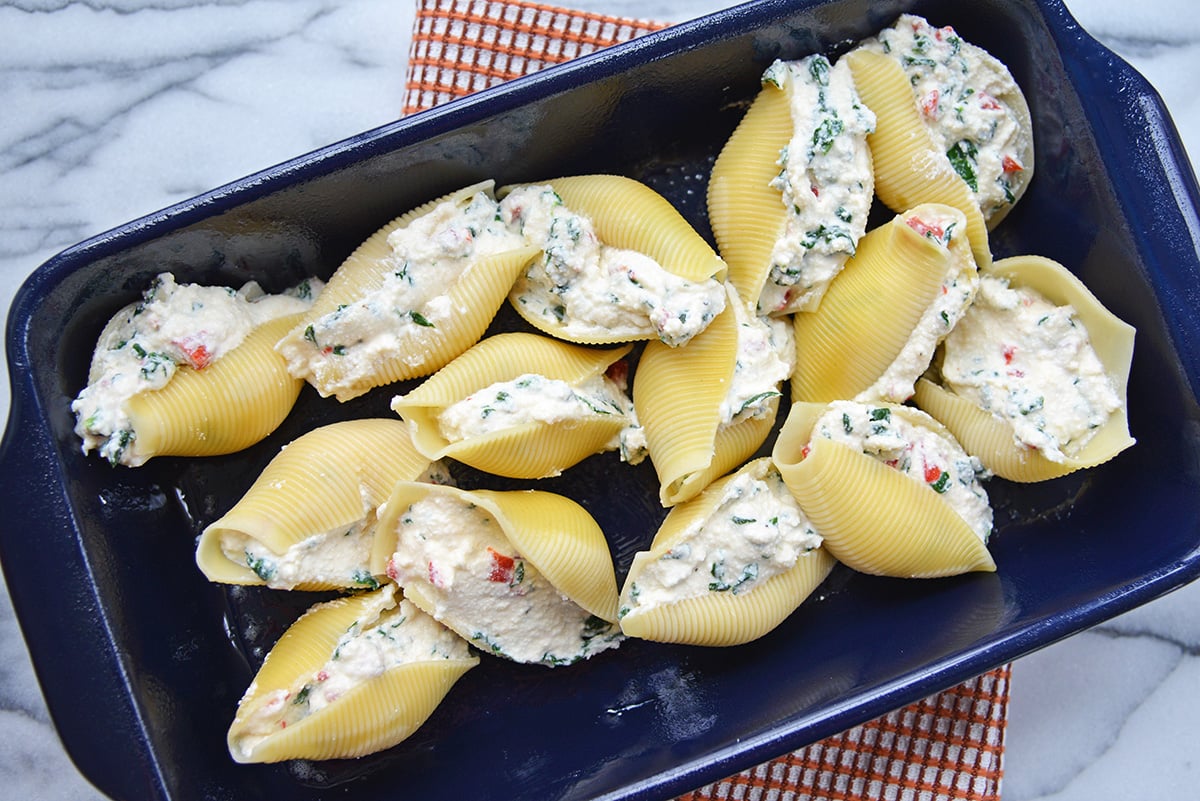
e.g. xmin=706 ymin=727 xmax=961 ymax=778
xmin=719 ymin=289 xmax=796 ymax=427
xmin=72 ymin=272 xmax=320 ymax=466
xmin=939 ymin=275 xmax=1123 ymax=462
xmin=231 ymin=586 xmax=469 ymax=760
xmin=503 ymin=184 xmax=727 ymax=346
xmin=620 ymin=462 xmax=823 ymax=617
xmin=386 ymin=492 xmax=623 ymax=666
xmin=437 ymin=370 xmax=632 ymax=440
xmin=812 ymin=400 xmax=992 ymax=541
xmin=858 ymin=208 xmax=978 ymax=403
xmin=287 ymin=190 xmax=528 ymax=394
xmin=760 ymin=54 xmax=876 ymax=315
xmin=864 ymin=14 xmax=1030 ymax=219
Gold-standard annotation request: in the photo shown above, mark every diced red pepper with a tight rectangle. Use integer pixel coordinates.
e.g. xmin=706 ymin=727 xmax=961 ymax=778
xmin=174 ymin=335 xmax=213 ymax=369
xmin=427 ymin=560 xmax=444 ymax=588
xmin=487 ymin=547 xmax=515 ymax=584
xmin=1002 ymin=155 xmax=1024 ymax=173
xmin=979 ymin=93 xmax=1002 ymax=111
xmin=1003 ymin=344 xmax=1016 ymax=365
xmin=385 ymin=556 xmax=400 ymax=581
xmin=811 ymin=184 xmax=820 ymax=197
xmin=924 ymin=464 xmax=943 ymax=484
xmin=921 ymin=89 xmax=939 ymax=118
xmin=800 ymin=443 xmax=811 ymax=460
xmin=316 ymin=670 xmax=329 ymax=683
xmin=906 ymin=217 xmax=944 ymax=241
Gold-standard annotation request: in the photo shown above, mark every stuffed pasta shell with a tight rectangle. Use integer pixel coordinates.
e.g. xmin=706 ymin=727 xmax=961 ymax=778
xmin=276 ymin=181 xmax=541 ymax=401
xmin=618 ymin=458 xmax=834 ymax=647
xmin=708 ymin=54 xmax=876 ymax=315
xmin=72 ymin=272 xmax=319 ymax=467
xmin=792 ymin=204 xmax=978 ymax=404
xmin=502 ymin=175 xmax=728 ymax=346
xmin=227 ymin=584 xmax=477 ymax=763
xmin=636 ymin=283 xmax=795 ymax=506
xmin=196 ymin=419 xmax=450 ymax=590
xmin=847 ymin=15 xmax=1035 ymax=267
xmin=376 ymin=482 xmax=623 ymax=666
xmin=773 ymin=400 xmax=995 ymax=578
xmin=391 ymin=332 xmax=640 ymax=478
xmin=914 ymin=255 xmax=1135 ymax=481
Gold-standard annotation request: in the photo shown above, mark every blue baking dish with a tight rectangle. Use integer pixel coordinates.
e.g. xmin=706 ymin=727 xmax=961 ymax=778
xmin=4 ymin=0 xmax=1200 ymax=798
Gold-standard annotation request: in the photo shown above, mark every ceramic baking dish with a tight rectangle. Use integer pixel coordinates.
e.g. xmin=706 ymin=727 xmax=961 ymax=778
xmin=4 ymin=0 xmax=1200 ymax=799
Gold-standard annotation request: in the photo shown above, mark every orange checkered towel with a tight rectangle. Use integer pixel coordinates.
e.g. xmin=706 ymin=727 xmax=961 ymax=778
xmin=401 ymin=1 xmax=1012 ymax=798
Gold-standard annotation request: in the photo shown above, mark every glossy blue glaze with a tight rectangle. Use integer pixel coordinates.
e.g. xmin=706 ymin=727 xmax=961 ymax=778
xmin=3 ymin=0 xmax=1200 ymax=799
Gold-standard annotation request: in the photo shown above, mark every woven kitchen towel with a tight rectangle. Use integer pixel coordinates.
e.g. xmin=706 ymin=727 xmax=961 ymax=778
xmin=402 ymin=1 xmax=1011 ymax=798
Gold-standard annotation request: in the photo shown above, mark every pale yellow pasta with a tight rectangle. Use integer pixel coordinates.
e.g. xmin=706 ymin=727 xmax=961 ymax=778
xmin=618 ymin=458 xmax=835 ymax=646
xmin=123 ymin=313 xmax=304 ymax=463
xmin=791 ymin=208 xmax=963 ymax=403
xmin=634 ymin=284 xmax=791 ymax=506
xmin=844 ymin=47 xmax=993 ymax=269
xmin=390 ymin=332 xmax=634 ymax=479
xmin=275 ymin=180 xmax=540 ymax=401
xmin=773 ymin=401 xmax=996 ymax=578
xmin=707 ymin=85 xmax=792 ymax=309
xmin=227 ymin=584 xmax=477 ymax=763
xmin=914 ymin=255 xmax=1136 ymax=481
xmin=196 ymin=418 xmax=441 ymax=590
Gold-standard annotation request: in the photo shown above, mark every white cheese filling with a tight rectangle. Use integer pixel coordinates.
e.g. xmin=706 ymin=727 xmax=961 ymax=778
xmin=939 ymin=275 xmax=1123 ymax=462
xmin=719 ymin=288 xmax=796 ymax=426
xmin=858 ymin=208 xmax=978 ymax=403
xmin=231 ymin=585 xmax=469 ymax=760
xmin=503 ymin=184 xmax=726 ymax=346
xmin=387 ymin=493 xmax=623 ymax=666
xmin=812 ymin=400 xmax=992 ymax=541
xmin=864 ymin=14 xmax=1030 ymax=219
xmin=760 ymin=54 xmax=876 ymax=315
xmin=72 ymin=272 xmax=319 ymax=466
xmin=621 ymin=462 xmax=823 ymax=616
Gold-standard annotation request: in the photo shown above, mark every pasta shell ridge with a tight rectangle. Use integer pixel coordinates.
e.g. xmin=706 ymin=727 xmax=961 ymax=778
xmin=126 ymin=313 xmax=304 ymax=463
xmin=707 ymin=85 xmax=793 ymax=306
xmin=790 ymin=215 xmax=951 ymax=402
xmin=634 ymin=303 xmax=739 ymax=505
xmin=844 ymin=48 xmax=992 ymax=269
xmin=473 ymin=489 xmax=620 ymax=622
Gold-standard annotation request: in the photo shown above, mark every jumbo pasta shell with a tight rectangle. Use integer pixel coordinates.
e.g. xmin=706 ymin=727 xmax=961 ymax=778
xmin=376 ymin=482 xmax=620 ymax=623
xmin=914 ymin=255 xmax=1136 ymax=480
xmin=634 ymin=295 xmax=738 ymax=506
xmin=196 ymin=418 xmax=436 ymax=589
xmin=375 ymin=482 xmax=622 ymax=665
xmin=276 ymin=180 xmax=540 ymax=401
xmin=618 ymin=458 xmax=835 ymax=646
xmin=123 ymin=313 xmax=303 ymax=463
xmin=844 ymin=48 xmax=992 ymax=269
xmin=391 ymin=332 xmax=633 ymax=479
xmin=773 ymin=402 xmax=995 ymax=578
xmin=227 ymin=585 xmax=477 ymax=763
xmin=790 ymin=211 xmax=953 ymax=403
xmin=534 ymin=174 xmax=727 ymax=283
xmin=707 ymin=85 xmax=793 ymax=308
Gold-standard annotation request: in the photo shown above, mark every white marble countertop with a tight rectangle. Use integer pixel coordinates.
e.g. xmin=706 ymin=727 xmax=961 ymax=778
xmin=2 ymin=1 xmax=1198 ymax=799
